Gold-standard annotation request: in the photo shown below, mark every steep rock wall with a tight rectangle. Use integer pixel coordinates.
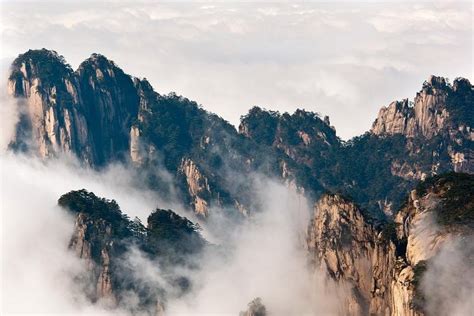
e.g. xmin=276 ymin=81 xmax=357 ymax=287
xmin=179 ymin=158 xmax=211 ymax=216
xmin=371 ymin=76 xmax=458 ymax=139
xmin=307 ymin=195 xmax=400 ymax=315
xmin=7 ymin=49 xmax=144 ymax=166
xmin=306 ymin=185 xmax=470 ymax=316
xmin=8 ymin=50 xmax=94 ymax=162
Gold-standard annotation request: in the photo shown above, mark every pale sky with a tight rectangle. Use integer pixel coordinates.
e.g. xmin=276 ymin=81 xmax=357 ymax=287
xmin=1 ymin=1 xmax=472 ymax=139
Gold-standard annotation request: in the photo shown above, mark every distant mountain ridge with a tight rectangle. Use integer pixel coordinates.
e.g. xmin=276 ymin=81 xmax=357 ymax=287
xmin=7 ymin=48 xmax=474 ymax=219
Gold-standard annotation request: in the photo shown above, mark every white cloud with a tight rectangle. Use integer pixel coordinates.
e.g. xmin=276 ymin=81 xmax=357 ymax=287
xmin=0 ymin=152 xmax=342 ymax=314
xmin=168 ymin=177 xmax=341 ymax=315
xmin=0 ymin=2 xmax=471 ymax=140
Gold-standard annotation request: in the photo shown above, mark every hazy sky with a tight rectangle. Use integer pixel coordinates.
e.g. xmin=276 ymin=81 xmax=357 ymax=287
xmin=1 ymin=1 xmax=472 ymax=139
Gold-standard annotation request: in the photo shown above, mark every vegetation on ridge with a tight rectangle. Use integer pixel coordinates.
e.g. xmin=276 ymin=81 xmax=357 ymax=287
xmin=58 ymin=189 xmax=205 ymax=256
xmin=416 ymin=172 xmax=474 ymax=228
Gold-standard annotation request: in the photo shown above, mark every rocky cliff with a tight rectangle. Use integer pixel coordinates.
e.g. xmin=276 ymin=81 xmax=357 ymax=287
xmin=77 ymin=53 xmax=140 ymax=165
xmin=179 ymin=158 xmax=212 ymax=216
xmin=8 ymin=49 xmax=95 ymax=162
xmin=307 ymin=173 xmax=474 ymax=316
xmin=239 ymin=107 xmax=338 ymax=190
xmin=371 ymin=76 xmax=472 ymax=139
xmin=7 ymin=49 xmax=147 ymax=165
xmin=6 ymin=50 xmax=474 ymax=315
xmin=7 ymin=50 xmax=252 ymax=216
xmin=58 ymin=189 xmax=205 ymax=314
xmin=371 ymin=76 xmax=474 ymax=175
xmin=69 ymin=212 xmax=117 ymax=304
xmin=307 ymin=194 xmax=399 ymax=315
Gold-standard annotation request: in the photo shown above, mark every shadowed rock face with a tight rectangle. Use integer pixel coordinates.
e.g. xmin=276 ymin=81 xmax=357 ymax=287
xmin=8 ymin=50 xmax=142 ymax=166
xmin=8 ymin=49 xmax=95 ymax=162
xmin=307 ymin=173 xmax=474 ymax=316
xmin=77 ymin=53 xmax=140 ymax=165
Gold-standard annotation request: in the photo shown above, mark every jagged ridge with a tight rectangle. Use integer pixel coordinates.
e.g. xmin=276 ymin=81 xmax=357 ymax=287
xmin=6 ymin=49 xmax=474 ymax=219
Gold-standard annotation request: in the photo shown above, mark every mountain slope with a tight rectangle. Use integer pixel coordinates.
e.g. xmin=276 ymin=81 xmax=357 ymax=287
xmin=6 ymin=49 xmax=474 ymax=219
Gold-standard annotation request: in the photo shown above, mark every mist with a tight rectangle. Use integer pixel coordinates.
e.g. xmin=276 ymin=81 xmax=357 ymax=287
xmin=0 ymin=148 xmax=341 ymax=315
xmin=168 ymin=177 xmax=340 ymax=315
xmin=420 ymin=237 xmax=474 ymax=316
xmin=1 ymin=111 xmax=472 ymax=315
xmin=1 ymin=130 xmax=473 ymax=316
xmin=0 ymin=153 xmax=135 ymax=314
xmin=0 ymin=60 xmax=340 ymax=313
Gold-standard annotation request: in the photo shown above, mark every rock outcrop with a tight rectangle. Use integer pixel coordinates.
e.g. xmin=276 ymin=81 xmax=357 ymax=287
xmin=69 ymin=212 xmax=117 ymax=304
xmin=239 ymin=298 xmax=267 ymax=316
xmin=59 ymin=189 xmax=206 ymax=314
xmin=307 ymin=194 xmax=399 ymax=315
xmin=179 ymin=158 xmax=211 ymax=216
xmin=7 ymin=49 xmax=144 ymax=166
xmin=307 ymin=173 xmax=474 ymax=315
xmin=76 ymin=53 xmax=140 ymax=165
xmin=239 ymin=107 xmax=338 ymax=167
xmin=371 ymin=76 xmax=472 ymax=140
xmin=6 ymin=50 xmax=260 ymax=218
xmin=6 ymin=50 xmax=474 ymax=315
xmin=370 ymin=75 xmax=474 ymax=186
xmin=8 ymin=49 xmax=95 ymax=162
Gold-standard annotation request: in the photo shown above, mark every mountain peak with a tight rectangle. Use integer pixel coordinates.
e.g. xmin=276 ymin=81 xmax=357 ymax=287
xmin=77 ymin=53 xmax=124 ymax=81
xmin=423 ymin=75 xmax=448 ymax=90
xmin=453 ymin=77 xmax=472 ymax=91
xmin=9 ymin=48 xmax=73 ymax=87
xmin=11 ymin=48 xmax=68 ymax=67
xmin=371 ymin=75 xmax=473 ymax=139
xmin=81 ymin=53 xmax=117 ymax=69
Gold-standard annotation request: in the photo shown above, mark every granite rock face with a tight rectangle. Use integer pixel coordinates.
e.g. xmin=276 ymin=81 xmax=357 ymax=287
xmin=6 ymin=50 xmax=474 ymax=315
xmin=69 ymin=213 xmax=117 ymax=304
xmin=8 ymin=50 xmax=95 ymax=162
xmin=179 ymin=158 xmax=211 ymax=216
xmin=307 ymin=194 xmax=399 ymax=315
xmin=7 ymin=49 xmax=145 ymax=166
xmin=76 ymin=53 xmax=140 ymax=165
xmin=370 ymin=75 xmax=474 ymax=184
xmin=60 ymin=189 xmax=206 ymax=314
xmin=371 ymin=76 xmax=472 ymax=140
xmin=307 ymin=173 xmax=474 ymax=316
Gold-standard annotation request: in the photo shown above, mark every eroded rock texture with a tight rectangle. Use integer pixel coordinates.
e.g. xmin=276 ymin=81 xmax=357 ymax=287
xmin=60 ymin=189 xmax=206 ymax=315
xmin=307 ymin=173 xmax=474 ymax=316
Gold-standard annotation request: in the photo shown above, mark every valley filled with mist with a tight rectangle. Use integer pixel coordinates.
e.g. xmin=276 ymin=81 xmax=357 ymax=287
xmin=1 ymin=47 xmax=473 ymax=316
